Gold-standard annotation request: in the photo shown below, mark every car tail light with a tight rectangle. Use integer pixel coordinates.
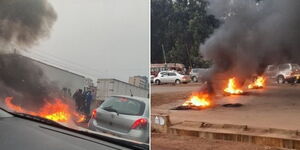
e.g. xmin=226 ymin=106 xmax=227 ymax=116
xmin=131 ymin=118 xmax=148 ymax=129
xmin=92 ymin=109 xmax=97 ymax=118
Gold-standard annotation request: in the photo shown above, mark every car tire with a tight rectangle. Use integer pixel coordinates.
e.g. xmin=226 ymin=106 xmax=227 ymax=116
xmin=277 ymin=75 xmax=285 ymax=84
xmin=175 ymin=79 xmax=181 ymax=84
xmin=155 ymin=79 xmax=161 ymax=85
xmin=192 ymin=76 xmax=198 ymax=82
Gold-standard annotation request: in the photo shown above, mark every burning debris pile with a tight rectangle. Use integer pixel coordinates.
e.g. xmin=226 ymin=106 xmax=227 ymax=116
xmin=223 ymin=77 xmax=243 ymax=95
xmin=0 ymin=0 xmax=84 ymax=124
xmin=173 ymin=93 xmax=212 ymax=110
xmin=182 ymin=94 xmax=211 ymax=108
xmin=248 ymin=76 xmax=266 ymax=89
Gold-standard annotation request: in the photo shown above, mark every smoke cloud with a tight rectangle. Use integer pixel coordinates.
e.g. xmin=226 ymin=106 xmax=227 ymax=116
xmin=200 ymin=0 xmax=300 ymax=85
xmin=0 ymin=0 xmax=57 ymax=109
xmin=0 ymin=0 xmax=57 ymax=51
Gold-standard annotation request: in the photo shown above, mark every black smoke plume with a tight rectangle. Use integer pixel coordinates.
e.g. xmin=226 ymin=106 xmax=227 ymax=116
xmin=200 ymin=0 xmax=300 ymax=89
xmin=0 ymin=0 xmax=57 ymax=109
xmin=0 ymin=0 xmax=57 ymax=50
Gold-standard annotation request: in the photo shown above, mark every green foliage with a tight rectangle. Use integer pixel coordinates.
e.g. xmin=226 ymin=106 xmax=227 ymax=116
xmin=151 ymin=0 xmax=220 ymax=68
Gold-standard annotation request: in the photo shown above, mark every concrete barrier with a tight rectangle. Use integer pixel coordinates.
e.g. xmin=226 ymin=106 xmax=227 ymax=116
xmin=151 ymin=113 xmax=170 ymax=133
xmin=165 ymin=120 xmax=300 ymax=149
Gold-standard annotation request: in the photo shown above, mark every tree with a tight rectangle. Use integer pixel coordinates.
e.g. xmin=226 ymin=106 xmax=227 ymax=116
xmin=151 ymin=0 xmax=173 ymax=63
xmin=151 ymin=0 xmax=220 ymax=68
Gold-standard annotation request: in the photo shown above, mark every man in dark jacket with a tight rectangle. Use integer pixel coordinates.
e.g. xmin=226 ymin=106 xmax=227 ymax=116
xmin=72 ymin=89 xmax=83 ymax=111
xmin=84 ymin=91 xmax=93 ymax=116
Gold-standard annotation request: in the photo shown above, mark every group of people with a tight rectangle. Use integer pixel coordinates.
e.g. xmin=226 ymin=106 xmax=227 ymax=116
xmin=72 ymin=89 xmax=93 ymax=116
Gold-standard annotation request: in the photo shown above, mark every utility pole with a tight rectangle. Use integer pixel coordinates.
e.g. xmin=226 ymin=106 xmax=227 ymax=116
xmin=161 ymin=44 xmax=167 ymax=70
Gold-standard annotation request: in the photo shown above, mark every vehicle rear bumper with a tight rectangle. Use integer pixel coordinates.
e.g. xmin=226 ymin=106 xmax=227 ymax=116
xmin=181 ymin=78 xmax=191 ymax=83
xmin=286 ymin=75 xmax=300 ymax=80
xmin=88 ymin=119 xmax=148 ymax=143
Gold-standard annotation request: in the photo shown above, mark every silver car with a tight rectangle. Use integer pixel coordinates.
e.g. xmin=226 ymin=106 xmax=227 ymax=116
xmin=264 ymin=63 xmax=300 ymax=84
xmin=189 ymin=68 xmax=208 ymax=82
xmin=153 ymin=71 xmax=191 ymax=84
xmin=88 ymin=95 xmax=149 ymax=143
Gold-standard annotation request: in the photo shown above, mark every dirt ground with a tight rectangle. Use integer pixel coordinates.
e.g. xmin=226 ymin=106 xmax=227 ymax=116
xmin=151 ymin=82 xmax=300 ymax=150
xmin=151 ymin=83 xmax=202 ymax=107
xmin=152 ymin=83 xmax=300 ymax=130
xmin=151 ymin=133 xmax=277 ymax=150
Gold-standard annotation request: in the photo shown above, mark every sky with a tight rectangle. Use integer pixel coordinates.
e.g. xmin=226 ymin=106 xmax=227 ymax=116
xmin=23 ymin=0 xmax=149 ymax=83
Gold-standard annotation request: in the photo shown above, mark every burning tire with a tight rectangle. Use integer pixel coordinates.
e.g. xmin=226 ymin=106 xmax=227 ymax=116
xmin=155 ymin=79 xmax=161 ymax=85
xmin=277 ymin=75 xmax=285 ymax=84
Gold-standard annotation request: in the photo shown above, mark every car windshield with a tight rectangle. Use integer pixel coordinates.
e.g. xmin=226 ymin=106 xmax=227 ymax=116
xmin=101 ymin=96 xmax=146 ymax=116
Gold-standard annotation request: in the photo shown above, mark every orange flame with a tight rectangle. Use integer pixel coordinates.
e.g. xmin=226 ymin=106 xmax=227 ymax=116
xmin=248 ymin=76 xmax=265 ymax=89
xmin=73 ymin=111 xmax=86 ymax=123
xmin=3 ymin=97 xmax=85 ymax=123
xmin=39 ymin=99 xmax=71 ymax=122
xmin=182 ymin=94 xmax=211 ymax=108
xmin=5 ymin=97 xmax=37 ymax=115
xmin=224 ymin=77 xmax=243 ymax=94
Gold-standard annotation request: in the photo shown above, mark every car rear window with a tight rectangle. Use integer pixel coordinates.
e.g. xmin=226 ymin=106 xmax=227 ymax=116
xmin=100 ymin=96 xmax=145 ymax=116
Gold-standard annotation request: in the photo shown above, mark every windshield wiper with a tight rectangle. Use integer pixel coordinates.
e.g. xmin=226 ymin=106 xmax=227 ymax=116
xmin=103 ymin=106 xmax=119 ymax=115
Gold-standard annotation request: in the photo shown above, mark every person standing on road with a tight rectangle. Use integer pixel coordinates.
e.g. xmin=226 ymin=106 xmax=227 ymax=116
xmin=84 ymin=91 xmax=93 ymax=116
xmin=78 ymin=90 xmax=86 ymax=113
xmin=72 ymin=89 xmax=83 ymax=111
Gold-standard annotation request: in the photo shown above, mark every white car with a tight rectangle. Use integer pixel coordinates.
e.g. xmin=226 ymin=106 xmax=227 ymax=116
xmin=150 ymin=75 xmax=155 ymax=83
xmin=153 ymin=71 xmax=191 ymax=85
xmin=264 ymin=63 xmax=300 ymax=84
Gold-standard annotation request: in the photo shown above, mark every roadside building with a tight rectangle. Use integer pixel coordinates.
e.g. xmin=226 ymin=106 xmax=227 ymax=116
xmin=97 ymin=78 xmax=149 ymax=101
xmin=84 ymin=78 xmax=94 ymax=87
xmin=24 ymin=56 xmax=88 ymax=97
xmin=128 ymin=76 xmax=149 ymax=89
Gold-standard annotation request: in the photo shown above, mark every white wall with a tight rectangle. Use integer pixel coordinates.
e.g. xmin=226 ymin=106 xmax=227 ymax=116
xmin=31 ymin=59 xmax=86 ymax=96
xmin=97 ymin=79 xmax=149 ymax=101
